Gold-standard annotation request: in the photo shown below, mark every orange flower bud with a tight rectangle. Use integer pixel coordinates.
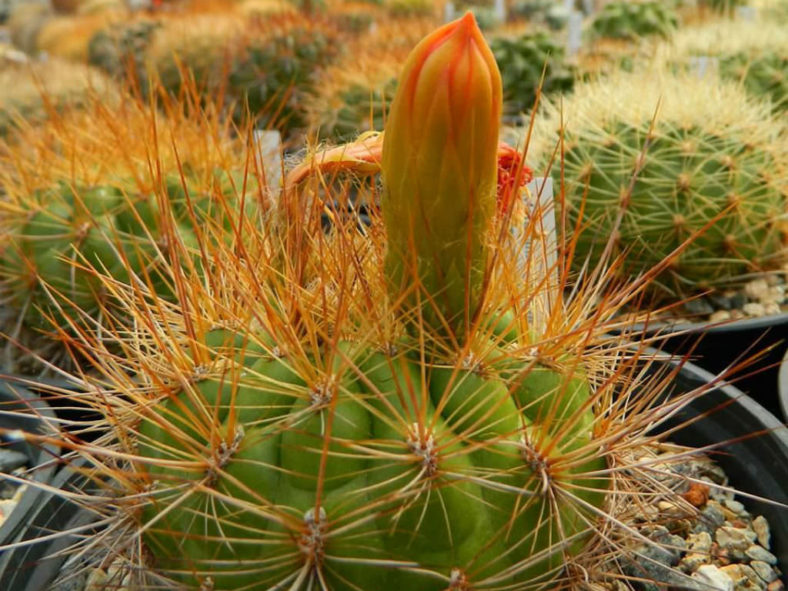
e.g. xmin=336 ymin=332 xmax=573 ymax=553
xmin=381 ymin=12 xmax=503 ymax=339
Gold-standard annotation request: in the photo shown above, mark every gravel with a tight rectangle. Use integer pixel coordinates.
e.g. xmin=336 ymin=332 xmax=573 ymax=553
xmin=606 ymin=448 xmax=784 ymax=591
xmin=0 ymin=447 xmax=29 ymax=530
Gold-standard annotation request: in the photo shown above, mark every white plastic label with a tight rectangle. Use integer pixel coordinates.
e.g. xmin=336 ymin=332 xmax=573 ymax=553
xmin=689 ymin=55 xmax=719 ymax=78
xmin=567 ymin=11 xmax=584 ymax=57
xmin=253 ymin=130 xmax=283 ymax=202
xmin=494 ymin=0 xmax=507 ymax=23
xmin=736 ymin=6 xmax=756 ymax=21
xmin=444 ymin=1 xmax=456 ymax=22
xmin=516 ymin=178 xmax=559 ymax=327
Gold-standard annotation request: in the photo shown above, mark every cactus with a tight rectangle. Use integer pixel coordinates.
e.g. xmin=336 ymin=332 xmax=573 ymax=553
xmin=309 ymin=75 xmax=399 ymax=140
xmin=491 ymin=31 xmax=575 ymax=120
xmin=0 ymin=58 xmax=118 ymax=134
xmin=719 ymin=53 xmax=787 ymax=114
xmin=590 ymin=1 xmax=678 ymax=40
xmin=386 ymin=0 xmax=436 ymax=17
xmin=699 ymin=0 xmax=747 ymax=13
xmin=0 ymin=84 xmax=261 ymax=362
xmin=660 ymin=21 xmax=788 ymax=114
xmin=227 ymin=23 xmax=343 ymax=133
xmin=144 ymin=13 xmax=247 ymax=98
xmin=529 ymin=70 xmax=787 ymax=300
xmin=3 ymin=14 xmax=765 ymax=591
xmin=88 ymin=19 xmax=162 ymax=90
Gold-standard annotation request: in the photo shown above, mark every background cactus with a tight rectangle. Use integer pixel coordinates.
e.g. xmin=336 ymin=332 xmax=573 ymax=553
xmin=529 ymin=70 xmax=788 ymax=300
xmin=88 ymin=18 xmax=162 ymax=90
xmin=491 ymin=31 xmax=575 ymax=120
xmin=0 ymin=85 xmax=261 ymax=370
xmin=226 ymin=21 xmax=344 ymax=133
xmin=0 ymin=58 xmax=118 ymax=134
xmin=699 ymin=0 xmax=747 ymax=13
xmin=659 ymin=21 xmax=788 ymax=114
xmin=590 ymin=1 xmax=678 ymax=40
xmin=303 ymin=17 xmax=435 ymax=140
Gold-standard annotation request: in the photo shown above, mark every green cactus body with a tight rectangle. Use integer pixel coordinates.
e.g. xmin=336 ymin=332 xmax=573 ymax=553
xmin=227 ymin=28 xmax=342 ymax=132
xmin=590 ymin=1 xmax=678 ymax=40
xmin=0 ymin=183 xmax=136 ymax=327
xmin=661 ymin=21 xmax=787 ymax=114
xmin=491 ymin=32 xmax=575 ymax=119
xmin=699 ymin=0 xmax=747 ymax=13
xmin=530 ymin=72 xmax=787 ymax=299
xmin=88 ymin=20 xmax=162 ymax=90
xmin=136 ymin=331 xmax=606 ymax=590
xmin=0 ymin=174 xmax=256 ymax=330
xmin=558 ymin=123 xmax=784 ymax=295
xmin=316 ymin=77 xmax=399 ymax=141
xmin=719 ymin=52 xmax=788 ymax=114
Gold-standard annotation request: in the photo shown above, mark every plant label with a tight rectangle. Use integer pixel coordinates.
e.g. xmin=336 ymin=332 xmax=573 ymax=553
xmin=567 ymin=10 xmax=584 ymax=57
xmin=253 ymin=130 xmax=283 ymax=203
xmin=444 ymin=2 xmax=456 ymax=23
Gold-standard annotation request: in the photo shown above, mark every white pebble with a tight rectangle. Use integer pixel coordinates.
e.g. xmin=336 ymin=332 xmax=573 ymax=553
xmin=751 ymin=561 xmax=778 ymax=583
xmin=744 ymin=279 xmax=770 ymax=301
xmin=746 ymin=544 xmax=777 ymax=565
xmin=710 ymin=310 xmax=732 ymax=322
xmin=723 ymin=499 xmax=746 ymax=515
xmin=743 ymin=302 xmax=766 ymax=317
xmin=716 ymin=526 xmax=757 ymax=550
xmin=752 ymin=516 xmax=771 ymax=549
xmin=693 ymin=564 xmax=734 ymax=591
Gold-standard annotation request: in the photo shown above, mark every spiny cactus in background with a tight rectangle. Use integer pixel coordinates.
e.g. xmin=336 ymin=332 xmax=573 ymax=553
xmin=699 ymin=0 xmax=747 ymax=13
xmin=227 ymin=24 xmax=343 ymax=133
xmin=659 ymin=21 xmax=787 ymax=114
xmin=7 ymin=2 xmax=53 ymax=55
xmin=144 ymin=13 xmax=247 ymax=98
xmin=34 ymin=12 xmax=120 ymax=62
xmin=491 ymin=31 xmax=575 ymax=120
xmin=303 ymin=17 xmax=439 ymax=140
xmin=529 ymin=71 xmax=787 ymax=300
xmin=88 ymin=19 xmax=162 ymax=90
xmin=0 ymin=86 xmax=262 ymax=370
xmin=0 ymin=58 xmax=118 ymax=134
xmin=590 ymin=1 xmax=678 ymax=40
xmin=309 ymin=75 xmax=398 ymax=140
xmin=510 ymin=0 xmax=570 ymax=30
xmin=386 ymin=0 xmax=437 ymax=16
xmin=303 ymin=43 xmax=407 ymax=140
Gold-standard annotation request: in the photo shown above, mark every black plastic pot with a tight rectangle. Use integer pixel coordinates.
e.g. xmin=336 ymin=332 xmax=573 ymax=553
xmin=651 ymin=357 xmax=788 ymax=579
xmin=778 ymin=346 xmax=788 ymax=423
xmin=0 ymin=378 xmax=60 ymax=552
xmin=638 ymin=313 xmax=788 ymax=420
xmin=0 ymin=459 xmax=95 ymax=591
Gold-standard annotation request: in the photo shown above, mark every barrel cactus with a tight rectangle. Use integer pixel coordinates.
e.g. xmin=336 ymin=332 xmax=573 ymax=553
xmin=88 ymin=19 xmax=162 ymax=89
xmin=660 ymin=21 xmax=787 ymax=114
xmin=590 ymin=1 xmax=678 ymax=40
xmin=529 ymin=70 xmax=788 ymax=300
xmin=0 ymin=58 xmax=118 ymax=134
xmin=4 ymin=14 xmax=751 ymax=591
xmin=0 ymin=86 xmax=260 ymax=356
xmin=699 ymin=0 xmax=747 ymax=13
xmin=227 ymin=23 xmax=343 ymax=133
xmin=491 ymin=31 xmax=575 ymax=120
